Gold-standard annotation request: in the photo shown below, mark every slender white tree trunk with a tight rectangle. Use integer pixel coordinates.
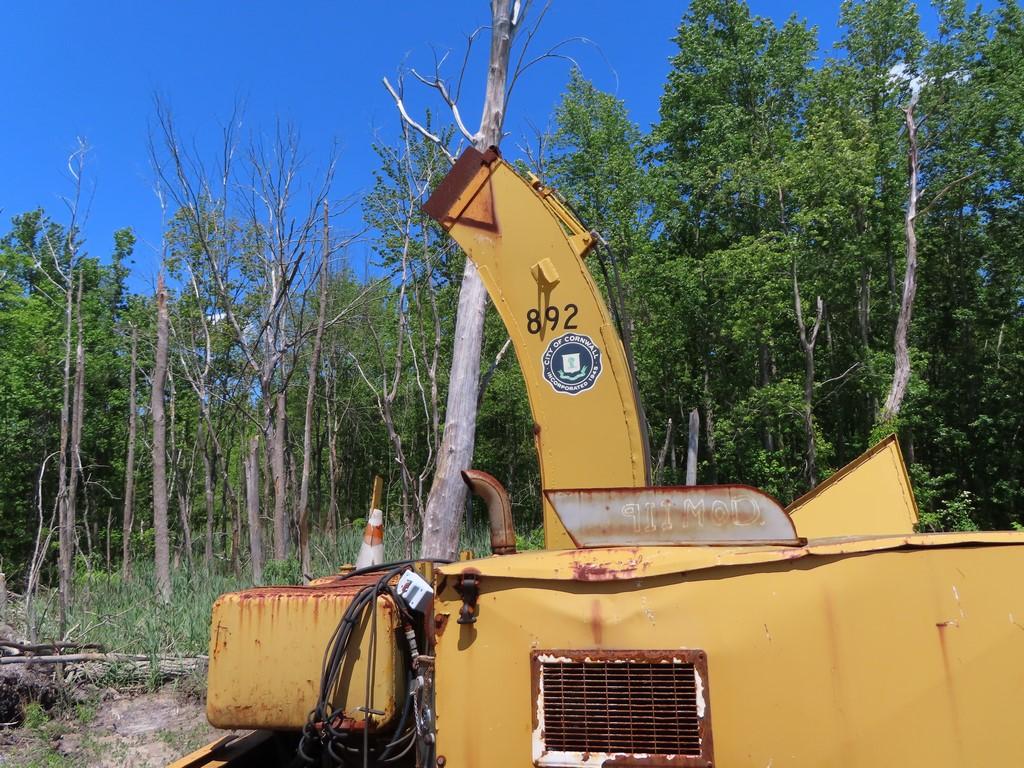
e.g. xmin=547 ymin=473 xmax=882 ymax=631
xmin=326 ymin=393 xmax=340 ymax=537
xmin=151 ymin=273 xmax=172 ymax=603
xmin=168 ymin=368 xmax=193 ymax=567
xmin=202 ymin=432 xmax=215 ymax=569
xmin=298 ymin=204 xmax=331 ymax=578
xmin=58 ymin=277 xmax=86 ymax=633
xmin=245 ymin=436 xmax=263 ymax=584
xmin=793 ymin=263 xmax=824 ymax=488
xmin=56 ymin=272 xmax=75 ymax=635
xmin=421 ymin=0 xmax=517 ymax=559
xmin=880 ymin=92 xmax=921 ymax=424
xmin=271 ymin=391 xmax=288 ymax=559
xmin=685 ymin=409 xmax=700 ymax=486
xmin=122 ymin=327 xmax=138 ymax=578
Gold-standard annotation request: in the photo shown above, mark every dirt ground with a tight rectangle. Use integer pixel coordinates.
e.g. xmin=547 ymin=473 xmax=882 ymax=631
xmin=0 ymin=687 xmax=220 ymax=768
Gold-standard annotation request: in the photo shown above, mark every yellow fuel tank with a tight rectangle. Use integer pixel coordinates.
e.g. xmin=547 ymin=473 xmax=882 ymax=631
xmin=205 ymin=573 xmax=402 ymax=731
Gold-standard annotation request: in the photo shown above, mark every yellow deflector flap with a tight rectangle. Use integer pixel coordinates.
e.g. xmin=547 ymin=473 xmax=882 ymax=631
xmin=787 ymin=434 xmax=919 ymax=538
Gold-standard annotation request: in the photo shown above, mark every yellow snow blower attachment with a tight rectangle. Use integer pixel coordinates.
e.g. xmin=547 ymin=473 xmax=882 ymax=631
xmin=171 ymin=147 xmax=1024 ymax=768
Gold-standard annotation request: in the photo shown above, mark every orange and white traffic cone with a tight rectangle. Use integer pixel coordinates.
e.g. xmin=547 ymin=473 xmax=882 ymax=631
xmin=355 ymin=508 xmax=384 ymax=568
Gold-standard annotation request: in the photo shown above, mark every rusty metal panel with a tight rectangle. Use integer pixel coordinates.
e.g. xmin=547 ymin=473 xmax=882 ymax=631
xmin=423 ymin=148 xmax=649 ymax=548
xmin=787 ymin=434 xmax=919 ymax=537
xmin=432 ymin=540 xmax=1024 ymax=767
xmin=436 ymin=531 xmax=1024 ymax=582
xmin=205 ymin=574 xmax=401 ymax=731
xmin=532 ymin=649 xmax=714 ymax=767
xmin=545 ymin=485 xmax=801 ymax=547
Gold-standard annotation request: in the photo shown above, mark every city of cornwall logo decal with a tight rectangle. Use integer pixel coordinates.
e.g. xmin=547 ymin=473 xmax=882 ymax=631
xmin=541 ymin=333 xmax=603 ymax=395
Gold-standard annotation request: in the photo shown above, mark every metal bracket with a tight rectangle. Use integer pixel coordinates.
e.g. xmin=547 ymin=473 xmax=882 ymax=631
xmin=455 ymin=573 xmax=480 ymax=625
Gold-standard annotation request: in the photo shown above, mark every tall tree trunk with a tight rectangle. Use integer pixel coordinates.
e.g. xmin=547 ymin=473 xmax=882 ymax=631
xmin=685 ymin=408 xmax=700 ymax=486
xmin=288 ymin=443 xmax=298 ymax=545
xmin=168 ymin=369 xmax=193 ymax=567
xmin=758 ymin=343 xmax=775 ymax=452
xmin=229 ymin=464 xmax=241 ymax=576
xmin=261 ymin=397 xmax=273 ymax=539
xmin=421 ymin=0 xmax=518 ymax=559
xmin=151 ymin=273 xmax=172 ymax=603
xmin=56 ymin=272 xmax=75 ymax=635
xmin=801 ymin=340 xmax=818 ymax=487
xmin=793 ymin=264 xmax=824 ymax=489
xmin=880 ymin=92 xmax=921 ymax=424
xmin=272 ymin=390 xmax=288 ymax=559
xmin=203 ymin=436 xmax=215 ymax=569
xmin=701 ymin=371 xmax=718 ymax=485
xmin=105 ymin=507 xmax=112 ymax=573
xmin=122 ymin=327 xmax=138 ymax=579
xmin=63 ymin=278 xmax=86 ymax=628
xmin=298 ymin=204 xmax=331 ymax=578
xmin=326 ymin=393 xmax=339 ymax=537
xmin=245 ymin=436 xmax=263 ymax=584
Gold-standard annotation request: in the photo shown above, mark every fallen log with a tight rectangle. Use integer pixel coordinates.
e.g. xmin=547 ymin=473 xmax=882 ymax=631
xmin=1 ymin=653 xmax=151 ymax=665
xmin=0 ymin=653 xmax=207 ymax=680
xmin=0 ymin=640 xmax=105 ymax=655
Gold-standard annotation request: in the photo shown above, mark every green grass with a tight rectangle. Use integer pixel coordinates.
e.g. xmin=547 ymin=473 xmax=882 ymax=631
xmin=12 ymin=702 xmax=79 ymax=768
xmin=27 ymin=522 xmax=543 ymax=658
xmin=22 ymin=701 xmax=49 ymax=732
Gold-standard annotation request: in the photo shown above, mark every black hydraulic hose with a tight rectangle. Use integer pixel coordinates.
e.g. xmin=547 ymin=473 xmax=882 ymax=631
xmin=298 ymin=559 xmax=451 ymax=766
xmin=378 ymin=675 xmax=415 ymax=760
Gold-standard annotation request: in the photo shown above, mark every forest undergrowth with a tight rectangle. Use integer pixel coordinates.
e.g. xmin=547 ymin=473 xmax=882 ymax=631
xmin=14 ymin=523 xmax=537 ymax=659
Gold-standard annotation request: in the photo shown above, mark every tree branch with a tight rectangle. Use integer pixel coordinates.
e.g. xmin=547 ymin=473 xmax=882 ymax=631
xmin=382 ymin=77 xmax=456 ymax=164
xmin=918 ymin=171 xmax=977 ymax=218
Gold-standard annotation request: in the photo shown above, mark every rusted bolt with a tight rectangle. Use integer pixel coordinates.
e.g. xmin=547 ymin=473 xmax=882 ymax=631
xmin=436 ymin=757 xmax=446 ymax=767
xmin=434 ymin=613 xmax=450 ymax=638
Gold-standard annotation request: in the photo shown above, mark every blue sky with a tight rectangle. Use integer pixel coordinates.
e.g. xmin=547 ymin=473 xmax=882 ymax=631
xmin=0 ymin=1 xmax=956 ymax=290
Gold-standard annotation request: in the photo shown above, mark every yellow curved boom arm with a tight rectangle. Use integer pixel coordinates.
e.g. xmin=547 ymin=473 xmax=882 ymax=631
xmin=424 ymin=147 xmax=649 ymax=548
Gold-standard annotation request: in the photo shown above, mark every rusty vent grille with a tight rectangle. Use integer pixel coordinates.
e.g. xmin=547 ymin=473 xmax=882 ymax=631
xmin=533 ymin=650 xmax=713 ymax=767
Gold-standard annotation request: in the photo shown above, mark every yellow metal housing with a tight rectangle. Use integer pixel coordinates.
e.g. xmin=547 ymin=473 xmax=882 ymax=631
xmin=433 ymin=533 xmax=1024 ymax=767
xmin=788 ymin=433 xmax=919 ymax=537
xmin=205 ymin=574 xmax=402 ymax=731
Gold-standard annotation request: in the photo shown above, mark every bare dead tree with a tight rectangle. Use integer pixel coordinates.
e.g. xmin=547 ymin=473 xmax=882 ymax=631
xmin=297 ymin=202 xmax=332 ymax=578
xmin=653 ymin=418 xmax=674 ymax=484
xmin=351 ymin=123 xmax=447 ymax=557
xmin=67 ymin=275 xmax=86 ymax=574
xmin=245 ymin=436 xmax=263 ymax=584
xmin=56 ymin=276 xmax=85 ymax=637
xmin=166 ymin=364 xmax=194 ymax=568
xmin=383 ymin=0 xmax=527 ymax=559
xmin=152 ymin=273 xmax=172 ymax=603
xmin=879 ymin=89 xmax=975 ymax=424
xmin=793 ymin=262 xmax=825 ymax=489
xmin=54 ymin=261 xmax=75 ymax=635
xmin=685 ymin=409 xmax=700 ymax=486
xmin=200 ymin=422 xmax=215 ymax=568
xmin=122 ymin=327 xmax=138 ymax=578
xmin=349 ymin=227 xmax=426 ymax=557
xmin=323 ymin=354 xmax=355 ymax=538
xmin=173 ymin=276 xmax=216 ymax=568
xmin=152 ymin=105 xmax=375 ymax=562
xmin=41 ymin=141 xmax=90 ymax=637
xmin=25 ymin=452 xmax=58 ymax=642
xmin=880 ymin=90 xmax=921 ymax=424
